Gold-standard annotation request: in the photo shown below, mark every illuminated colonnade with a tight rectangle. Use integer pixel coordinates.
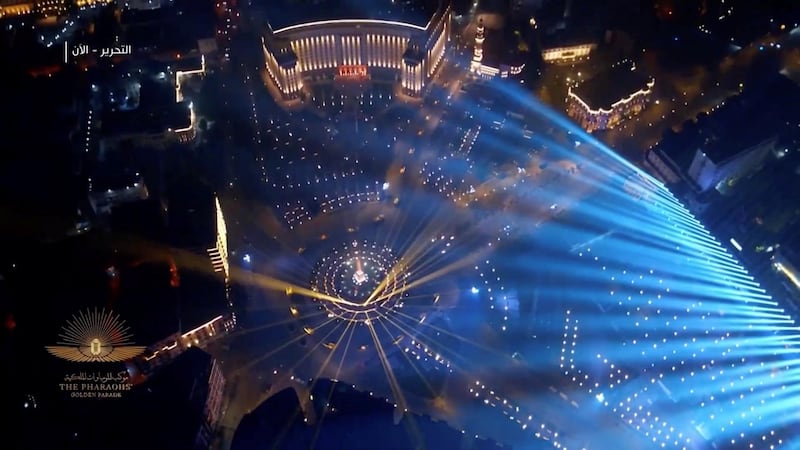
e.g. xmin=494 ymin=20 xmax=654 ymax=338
xmin=208 ymin=196 xmax=229 ymax=283
xmin=0 ymin=0 xmax=112 ymax=18
xmin=541 ymin=43 xmax=596 ymax=65
xmin=261 ymin=4 xmax=450 ymax=100
xmin=567 ymin=77 xmax=655 ymax=133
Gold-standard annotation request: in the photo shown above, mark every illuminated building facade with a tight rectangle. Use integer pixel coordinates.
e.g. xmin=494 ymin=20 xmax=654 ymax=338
xmin=98 ymin=101 xmax=196 ymax=152
xmin=260 ymin=1 xmax=450 ymax=100
xmin=35 ymin=0 xmax=64 ymax=16
xmin=541 ymin=42 xmax=596 ymax=64
xmin=99 ymin=56 xmax=203 ymax=151
xmin=0 ymin=0 xmax=112 ymax=18
xmin=470 ymin=18 xmax=485 ymax=73
xmin=88 ymin=174 xmax=149 ymax=215
xmin=469 ymin=17 xmax=525 ymax=79
xmin=645 ymin=73 xmax=799 ymax=194
xmin=648 ymin=136 xmax=777 ymax=195
xmin=198 ymin=358 xmax=227 ymax=449
xmin=0 ymin=0 xmax=68 ymax=18
xmin=74 ymin=0 xmax=113 ymax=7
xmin=0 ymin=0 xmax=33 ymax=18
xmin=121 ymin=0 xmax=166 ymax=9
xmin=128 ymin=315 xmax=236 ymax=377
xmin=566 ymin=64 xmax=654 ymax=132
xmin=686 ymin=136 xmax=776 ymax=193
xmin=207 ymin=196 xmax=230 ymax=283
xmin=537 ymin=25 xmax=599 ymax=65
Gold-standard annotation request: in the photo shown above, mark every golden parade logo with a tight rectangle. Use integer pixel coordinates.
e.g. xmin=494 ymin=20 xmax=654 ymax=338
xmin=45 ymin=308 xmax=145 ymax=398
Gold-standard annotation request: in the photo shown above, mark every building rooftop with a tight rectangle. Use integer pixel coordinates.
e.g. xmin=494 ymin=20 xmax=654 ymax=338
xmin=110 ymin=199 xmax=165 ymax=241
xmin=703 ymin=152 xmax=800 ymax=241
xmin=571 ymin=63 xmax=652 ymax=111
xmin=259 ymin=0 xmax=444 ymax=32
xmin=697 ymin=109 xmax=779 ymax=165
xmin=656 ymin=73 xmax=800 ymax=167
xmin=482 ymin=26 xmax=527 ymax=69
xmin=539 ymin=26 xmax=601 ymax=49
xmin=121 ymin=0 xmax=216 ymax=52
xmin=167 ymin=176 xmax=216 ymax=249
xmin=101 ymin=101 xmax=191 ymax=136
xmin=232 ymin=379 xmax=515 ymax=450
xmin=115 ymin=256 xmax=226 ymax=343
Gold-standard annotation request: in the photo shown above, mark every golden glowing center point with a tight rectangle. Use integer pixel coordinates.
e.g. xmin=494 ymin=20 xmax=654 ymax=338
xmin=89 ymin=338 xmax=103 ymax=355
xmin=352 ymin=257 xmax=368 ymax=284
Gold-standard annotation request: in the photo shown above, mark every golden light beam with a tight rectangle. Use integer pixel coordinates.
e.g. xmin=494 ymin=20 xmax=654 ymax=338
xmin=283 ymin=320 xmax=348 ymax=380
xmin=268 ymin=320 xmax=353 ymax=450
xmin=333 ymin=321 xmax=358 ymax=381
xmin=364 ymin=207 xmax=460 ymax=305
xmin=399 ymin=238 xmax=460 ymax=283
xmin=226 ymin=199 xmax=309 ymax=260
xmin=383 ymin=197 xmax=443 ymax=266
xmin=380 ymin=312 xmax=472 ymax=374
xmin=366 ymin=319 xmax=408 ymax=412
xmin=309 ymin=321 xmax=358 ymax=450
xmin=86 ymin=230 xmax=342 ymax=307
xmin=366 ymin=319 xmax=425 ymax=449
xmin=244 ymin=269 xmax=363 ymax=307
xmin=398 ymin=217 xmax=468 ymax=275
xmin=390 ymin=291 xmax=453 ymax=303
xmin=370 ymin=245 xmax=492 ymax=304
xmin=388 ymin=307 xmax=511 ymax=360
xmin=375 ymin=313 xmax=437 ymax=397
xmin=380 ymin=194 xmax=413 ymax=253
xmin=234 ymin=317 xmax=337 ymax=375
xmin=228 ymin=310 xmax=327 ymax=339
xmin=382 ymin=301 xmax=518 ymax=379
xmin=87 ymin=229 xmax=356 ymax=307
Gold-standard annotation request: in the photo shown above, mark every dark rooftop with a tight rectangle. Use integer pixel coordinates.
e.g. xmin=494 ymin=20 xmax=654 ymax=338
xmin=102 ymin=101 xmax=192 ymax=136
xmin=656 ymin=73 xmax=800 ymax=167
xmin=259 ymin=0 xmax=444 ymax=31
xmin=697 ymin=110 xmax=779 ymax=165
xmin=539 ymin=27 xmax=601 ymax=49
xmin=233 ymin=379 xmax=516 ymax=450
xmin=121 ymin=0 xmax=216 ymax=52
xmin=571 ymin=63 xmax=652 ymax=110
xmin=482 ymin=26 xmax=527 ymax=69
xmin=167 ymin=176 xmax=217 ymax=250
xmin=703 ymin=153 xmax=800 ymax=240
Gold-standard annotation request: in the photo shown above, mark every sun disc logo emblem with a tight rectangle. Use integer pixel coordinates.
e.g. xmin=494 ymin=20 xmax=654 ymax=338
xmin=45 ymin=308 xmax=145 ymax=363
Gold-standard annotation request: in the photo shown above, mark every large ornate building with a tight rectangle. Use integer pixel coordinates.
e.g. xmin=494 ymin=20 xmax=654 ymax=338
xmin=566 ymin=62 xmax=654 ymax=132
xmin=0 ymin=0 xmax=114 ymax=18
xmin=259 ymin=0 xmax=451 ymax=101
xmin=0 ymin=0 xmax=66 ymax=18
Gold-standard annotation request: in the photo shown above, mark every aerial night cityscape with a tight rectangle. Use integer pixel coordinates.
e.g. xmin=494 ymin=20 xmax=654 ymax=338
xmin=2 ymin=0 xmax=800 ymax=449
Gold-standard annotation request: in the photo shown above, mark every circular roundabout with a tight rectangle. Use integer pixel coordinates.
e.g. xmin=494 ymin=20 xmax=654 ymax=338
xmin=310 ymin=240 xmax=409 ymax=323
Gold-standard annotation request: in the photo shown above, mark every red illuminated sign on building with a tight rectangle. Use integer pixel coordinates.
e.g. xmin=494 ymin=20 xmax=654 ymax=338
xmin=338 ymin=65 xmax=368 ymax=78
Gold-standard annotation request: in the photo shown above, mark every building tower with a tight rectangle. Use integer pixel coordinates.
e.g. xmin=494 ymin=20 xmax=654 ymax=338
xmin=470 ymin=18 xmax=485 ymax=73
